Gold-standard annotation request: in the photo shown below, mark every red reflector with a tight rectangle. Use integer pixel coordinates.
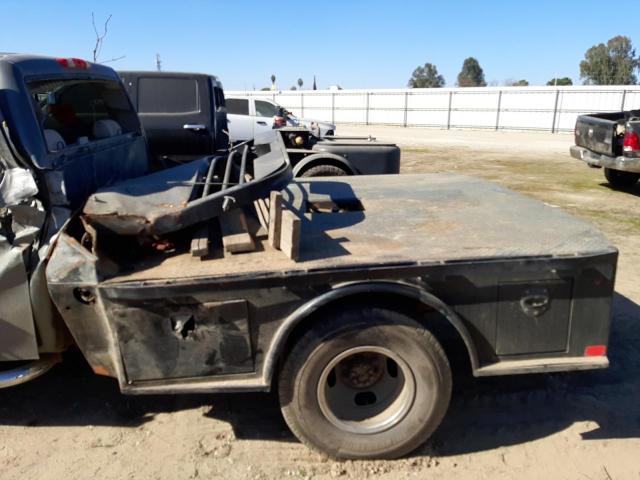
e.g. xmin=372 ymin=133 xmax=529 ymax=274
xmin=56 ymin=58 xmax=89 ymax=70
xmin=585 ymin=345 xmax=607 ymax=357
xmin=623 ymin=131 xmax=640 ymax=152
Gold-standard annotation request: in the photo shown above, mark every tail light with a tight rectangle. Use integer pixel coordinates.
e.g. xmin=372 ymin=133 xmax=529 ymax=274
xmin=56 ymin=58 xmax=90 ymax=69
xmin=623 ymin=131 xmax=640 ymax=152
xmin=584 ymin=345 xmax=607 ymax=357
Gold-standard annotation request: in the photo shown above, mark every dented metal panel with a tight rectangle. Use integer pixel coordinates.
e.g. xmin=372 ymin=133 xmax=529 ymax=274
xmin=112 ymin=299 xmax=253 ymax=382
xmin=0 ymin=169 xmax=43 ymax=360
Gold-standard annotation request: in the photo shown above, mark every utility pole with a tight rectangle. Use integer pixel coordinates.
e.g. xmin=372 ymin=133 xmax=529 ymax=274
xmin=156 ymin=54 xmax=162 ymax=72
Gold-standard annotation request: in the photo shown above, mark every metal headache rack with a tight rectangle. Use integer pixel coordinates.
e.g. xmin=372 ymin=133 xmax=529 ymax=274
xmin=81 ymin=135 xmax=293 ymax=238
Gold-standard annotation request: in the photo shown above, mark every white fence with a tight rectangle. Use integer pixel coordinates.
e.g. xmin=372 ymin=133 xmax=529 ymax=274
xmin=226 ymin=86 xmax=640 ymax=133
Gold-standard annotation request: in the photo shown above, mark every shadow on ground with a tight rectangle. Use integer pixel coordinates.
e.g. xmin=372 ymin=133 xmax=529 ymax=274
xmin=1 ymin=293 xmax=638 ymax=457
xmin=599 ymin=182 xmax=640 ymax=197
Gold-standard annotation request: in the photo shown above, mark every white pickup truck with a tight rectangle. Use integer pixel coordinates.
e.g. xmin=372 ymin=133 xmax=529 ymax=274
xmin=226 ymin=95 xmax=335 ymax=142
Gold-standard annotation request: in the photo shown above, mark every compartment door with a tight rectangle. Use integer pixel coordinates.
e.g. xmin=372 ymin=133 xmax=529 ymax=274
xmin=496 ymin=279 xmax=573 ymax=355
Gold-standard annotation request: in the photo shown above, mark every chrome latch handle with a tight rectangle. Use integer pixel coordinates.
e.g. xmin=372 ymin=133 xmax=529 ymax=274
xmin=520 ymin=287 xmax=550 ymax=317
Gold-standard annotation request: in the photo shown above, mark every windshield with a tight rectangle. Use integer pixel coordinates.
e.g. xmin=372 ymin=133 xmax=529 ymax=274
xmin=28 ymin=79 xmax=139 ymax=150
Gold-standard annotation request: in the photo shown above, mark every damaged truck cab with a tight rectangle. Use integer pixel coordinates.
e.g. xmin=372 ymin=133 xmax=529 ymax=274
xmin=0 ymin=54 xmax=149 ymax=369
xmin=0 ymin=54 xmax=618 ymax=460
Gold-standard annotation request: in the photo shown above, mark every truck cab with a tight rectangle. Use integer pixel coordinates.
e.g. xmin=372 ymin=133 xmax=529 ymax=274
xmin=0 ymin=54 xmax=150 ymax=364
xmin=119 ymin=71 xmax=228 ymax=164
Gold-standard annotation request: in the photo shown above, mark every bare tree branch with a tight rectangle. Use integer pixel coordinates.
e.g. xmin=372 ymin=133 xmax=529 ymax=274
xmin=91 ymin=12 xmax=113 ymax=62
xmin=101 ymin=55 xmax=126 ymax=64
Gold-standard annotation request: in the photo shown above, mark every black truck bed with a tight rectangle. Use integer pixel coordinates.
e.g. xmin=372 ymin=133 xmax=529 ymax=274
xmin=109 ymin=173 xmax=614 ymax=285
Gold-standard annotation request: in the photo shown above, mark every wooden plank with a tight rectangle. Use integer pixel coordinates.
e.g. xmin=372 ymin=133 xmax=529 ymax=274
xmin=219 ymin=209 xmax=255 ymax=254
xmin=279 ymin=208 xmax=301 ymax=261
xmin=190 ymin=224 xmax=210 ymax=257
xmin=254 ymin=197 xmax=270 ymax=231
xmin=244 ymin=174 xmax=269 ymax=231
xmin=268 ymin=191 xmax=283 ymax=249
xmin=307 ymin=199 xmax=338 ymax=213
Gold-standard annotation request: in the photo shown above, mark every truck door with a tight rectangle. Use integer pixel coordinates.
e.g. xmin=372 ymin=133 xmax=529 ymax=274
xmin=254 ymin=99 xmax=278 ymax=136
xmin=226 ymin=98 xmax=253 ymax=142
xmin=134 ymin=75 xmax=212 ymax=163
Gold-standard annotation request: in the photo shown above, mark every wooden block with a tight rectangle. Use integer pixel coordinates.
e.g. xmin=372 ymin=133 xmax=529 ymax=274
xmin=190 ymin=224 xmax=210 ymax=257
xmin=279 ymin=208 xmax=301 ymax=261
xmin=268 ymin=191 xmax=283 ymax=249
xmin=254 ymin=197 xmax=270 ymax=231
xmin=307 ymin=199 xmax=338 ymax=213
xmin=219 ymin=209 xmax=255 ymax=254
xmin=245 ymin=174 xmax=269 ymax=231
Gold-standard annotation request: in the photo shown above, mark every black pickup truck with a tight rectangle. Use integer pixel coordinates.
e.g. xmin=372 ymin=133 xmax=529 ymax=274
xmin=0 ymin=54 xmax=617 ymax=460
xmin=119 ymin=71 xmax=400 ymax=177
xmin=570 ymin=110 xmax=640 ymax=187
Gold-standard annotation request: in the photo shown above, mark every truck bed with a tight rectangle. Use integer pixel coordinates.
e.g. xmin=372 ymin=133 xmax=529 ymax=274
xmin=107 ymin=173 xmax=614 ymax=285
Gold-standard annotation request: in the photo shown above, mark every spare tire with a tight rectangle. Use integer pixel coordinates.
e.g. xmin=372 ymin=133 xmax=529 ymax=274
xmin=300 ymin=164 xmax=348 ymax=177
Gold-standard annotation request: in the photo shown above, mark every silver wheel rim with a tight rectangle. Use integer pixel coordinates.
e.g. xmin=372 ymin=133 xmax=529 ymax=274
xmin=317 ymin=346 xmax=416 ymax=435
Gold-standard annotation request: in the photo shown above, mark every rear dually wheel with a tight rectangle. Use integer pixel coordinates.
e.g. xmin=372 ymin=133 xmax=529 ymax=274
xmin=278 ymin=307 xmax=452 ymax=459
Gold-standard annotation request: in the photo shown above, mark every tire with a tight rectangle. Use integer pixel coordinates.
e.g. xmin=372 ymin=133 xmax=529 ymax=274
xmin=278 ymin=307 xmax=452 ymax=459
xmin=604 ymin=168 xmax=640 ymax=188
xmin=300 ymin=164 xmax=348 ymax=178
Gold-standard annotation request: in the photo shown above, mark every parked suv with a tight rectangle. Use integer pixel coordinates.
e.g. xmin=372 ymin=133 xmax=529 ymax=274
xmin=226 ymin=95 xmax=335 ymax=142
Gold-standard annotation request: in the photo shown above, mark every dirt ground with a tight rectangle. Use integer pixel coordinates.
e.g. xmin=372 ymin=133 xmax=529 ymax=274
xmin=2 ymin=126 xmax=639 ymax=480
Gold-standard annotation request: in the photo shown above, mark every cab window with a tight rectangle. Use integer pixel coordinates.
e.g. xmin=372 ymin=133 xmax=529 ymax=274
xmin=255 ymin=100 xmax=278 ymax=118
xmin=226 ymin=98 xmax=249 ymax=116
xmin=137 ymin=77 xmax=199 ymax=114
xmin=28 ymin=79 xmax=138 ymax=150
xmin=213 ymin=86 xmax=226 ymax=110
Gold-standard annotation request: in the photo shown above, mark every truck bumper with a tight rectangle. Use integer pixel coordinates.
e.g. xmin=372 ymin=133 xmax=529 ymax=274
xmin=571 ymin=145 xmax=640 ymax=173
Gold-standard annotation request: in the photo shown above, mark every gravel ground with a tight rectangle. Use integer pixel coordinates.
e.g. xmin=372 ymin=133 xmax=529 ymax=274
xmin=1 ymin=127 xmax=639 ymax=480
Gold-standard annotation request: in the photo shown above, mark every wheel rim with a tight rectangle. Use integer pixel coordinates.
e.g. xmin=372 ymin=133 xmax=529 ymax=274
xmin=317 ymin=346 xmax=416 ymax=434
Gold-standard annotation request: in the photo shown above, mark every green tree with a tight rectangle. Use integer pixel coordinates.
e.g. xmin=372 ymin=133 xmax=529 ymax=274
xmin=407 ymin=62 xmax=445 ymax=88
xmin=457 ymin=57 xmax=486 ymax=87
xmin=506 ymin=79 xmax=529 ymax=86
xmin=580 ymin=35 xmax=639 ymax=85
xmin=297 ymin=78 xmax=303 ymax=89
xmin=546 ymin=77 xmax=573 ymax=86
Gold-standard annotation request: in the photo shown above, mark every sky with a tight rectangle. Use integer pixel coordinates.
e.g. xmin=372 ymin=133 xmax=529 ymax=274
xmin=1 ymin=0 xmax=638 ymax=90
